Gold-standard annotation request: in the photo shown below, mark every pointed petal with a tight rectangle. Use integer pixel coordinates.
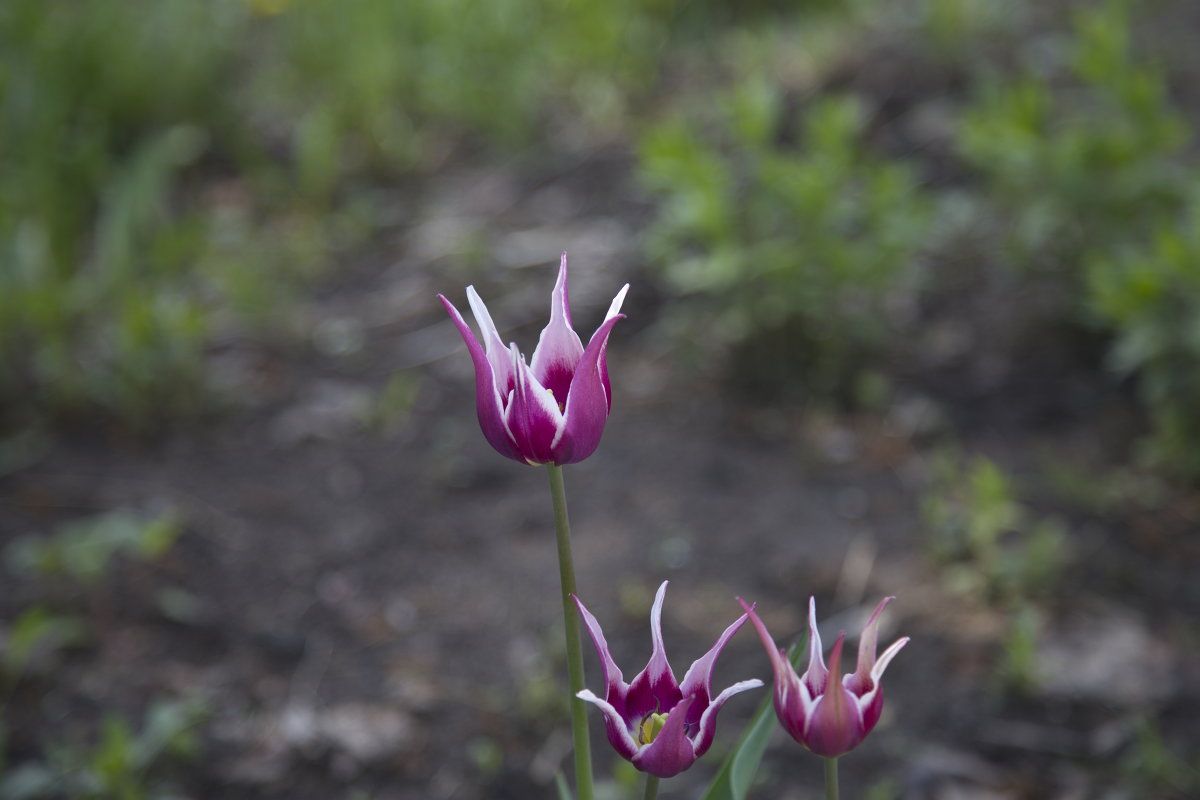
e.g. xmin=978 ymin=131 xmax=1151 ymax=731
xmin=439 ymin=295 xmax=521 ymax=462
xmin=738 ymin=599 xmax=809 ymax=742
xmin=803 ymin=633 xmax=865 ymax=757
xmin=679 ymin=611 xmax=749 ymax=704
xmin=505 ymin=346 xmax=565 ymax=465
xmin=854 ymin=634 xmax=908 ymax=733
xmin=690 ymin=678 xmax=764 ymax=759
xmin=595 ymin=284 xmax=630 ymax=412
xmin=573 ymin=594 xmax=628 ymax=708
xmin=849 ymin=596 xmax=893 ymax=694
xmin=627 ymin=582 xmax=681 ymax=720
xmin=871 ymin=635 xmax=909 ymax=685
xmin=631 ymin=694 xmax=697 ymax=779
xmin=465 ymin=286 xmax=514 ymax=396
xmin=554 ymin=311 xmax=624 ymax=463
xmin=577 ymin=689 xmax=640 ymax=762
xmin=530 ymin=254 xmax=584 ymax=404
xmin=803 ymin=597 xmax=829 ymax=696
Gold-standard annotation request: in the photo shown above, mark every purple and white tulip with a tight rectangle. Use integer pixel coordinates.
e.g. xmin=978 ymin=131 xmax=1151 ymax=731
xmin=439 ymin=253 xmax=629 ymax=466
xmin=740 ymin=596 xmax=908 ymax=759
xmin=573 ymin=582 xmax=763 ymax=779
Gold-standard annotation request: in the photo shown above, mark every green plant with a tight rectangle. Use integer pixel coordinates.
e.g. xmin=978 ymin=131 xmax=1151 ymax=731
xmin=639 ymin=89 xmax=932 ymax=399
xmin=1087 ymin=189 xmax=1200 ymax=479
xmin=0 ymin=698 xmax=207 ymax=800
xmin=5 ymin=509 xmax=183 ymax=586
xmin=956 ymin=0 xmax=1189 ymax=268
xmin=921 ymin=452 xmax=1066 ymax=605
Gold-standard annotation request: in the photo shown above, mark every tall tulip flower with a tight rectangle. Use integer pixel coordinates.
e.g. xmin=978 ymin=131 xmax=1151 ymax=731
xmin=438 ymin=253 xmax=629 ymax=466
xmin=739 ymin=596 xmax=908 ymax=759
xmin=574 ymin=582 xmax=763 ymax=779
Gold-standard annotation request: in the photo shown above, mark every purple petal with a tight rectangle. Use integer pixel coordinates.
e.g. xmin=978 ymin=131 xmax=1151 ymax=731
xmin=679 ymin=611 xmax=750 ymax=706
xmin=631 ymin=694 xmax=697 ymax=778
xmin=594 ymin=284 xmax=630 ymax=412
xmin=802 ymin=597 xmax=830 ymax=697
xmin=439 ymin=295 xmax=521 ymax=463
xmin=573 ymin=594 xmax=628 ymax=709
xmin=554 ymin=312 xmax=624 ymax=464
xmin=847 ymin=596 xmax=893 ymax=696
xmin=739 ymin=598 xmax=809 ymax=743
xmin=577 ymin=690 xmax=640 ymax=762
xmin=856 ymin=635 xmax=909 ymax=733
xmin=465 ymin=286 xmax=515 ymax=398
xmin=803 ymin=634 xmax=865 ymax=757
xmin=505 ymin=346 xmax=565 ymax=465
xmin=530 ymin=254 xmax=585 ymax=405
xmin=690 ymin=678 xmax=764 ymax=759
xmin=626 ymin=582 xmax=681 ymax=721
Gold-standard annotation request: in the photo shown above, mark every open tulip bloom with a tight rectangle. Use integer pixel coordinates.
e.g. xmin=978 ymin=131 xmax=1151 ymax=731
xmin=573 ymin=582 xmax=763 ymax=779
xmin=438 ymin=253 xmax=629 ymax=466
xmin=740 ymin=596 xmax=908 ymax=759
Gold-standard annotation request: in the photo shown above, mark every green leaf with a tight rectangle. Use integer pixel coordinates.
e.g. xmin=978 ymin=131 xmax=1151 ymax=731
xmin=700 ymin=633 xmax=807 ymax=800
xmin=554 ymin=771 xmax=575 ymax=800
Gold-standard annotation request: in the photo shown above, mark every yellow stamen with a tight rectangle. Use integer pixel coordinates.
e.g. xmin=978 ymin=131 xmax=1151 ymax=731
xmin=638 ymin=712 xmax=669 ymax=745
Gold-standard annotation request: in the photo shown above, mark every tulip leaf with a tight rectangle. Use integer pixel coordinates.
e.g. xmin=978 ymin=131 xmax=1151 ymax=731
xmin=700 ymin=633 xmax=808 ymax=800
xmin=554 ymin=772 xmax=574 ymax=800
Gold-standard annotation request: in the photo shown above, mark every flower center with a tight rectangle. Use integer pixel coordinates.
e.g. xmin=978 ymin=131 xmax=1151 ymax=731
xmin=546 ymin=386 xmax=564 ymax=412
xmin=637 ymin=712 xmax=669 ymax=745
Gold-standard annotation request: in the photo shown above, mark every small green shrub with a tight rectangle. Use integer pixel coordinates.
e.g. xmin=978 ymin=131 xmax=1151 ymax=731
xmin=1087 ymin=190 xmax=1200 ymax=479
xmin=956 ymin=0 xmax=1189 ymax=267
xmin=921 ymin=452 xmax=1067 ymax=605
xmin=639 ymin=89 xmax=932 ymax=399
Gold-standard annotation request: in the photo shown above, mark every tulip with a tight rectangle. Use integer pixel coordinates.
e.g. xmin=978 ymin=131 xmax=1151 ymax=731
xmin=739 ymin=596 xmax=908 ymax=758
xmin=438 ymin=253 xmax=629 ymax=466
xmin=574 ymin=582 xmax=763 ymax=779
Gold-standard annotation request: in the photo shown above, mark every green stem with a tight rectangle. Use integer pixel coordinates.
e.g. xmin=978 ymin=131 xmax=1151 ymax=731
xmin=643 ymin=774 xmax=660 ymax=800
xmin=824 ymin=756 xmax=839 ymax=800
xmin=546 ymin=464 xmax=594 ymax=800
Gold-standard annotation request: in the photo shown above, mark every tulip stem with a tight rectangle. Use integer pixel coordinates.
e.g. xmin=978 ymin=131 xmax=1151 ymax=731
xmin=546 ymin=464 xmax=594 ymax=800
xmin=642 ymin=774 xmax=660 ymax=800
xmin=824 ymin=756 xmax=839 ymax=800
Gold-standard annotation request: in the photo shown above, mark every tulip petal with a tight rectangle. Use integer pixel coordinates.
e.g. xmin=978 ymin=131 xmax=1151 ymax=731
xmin=739 ymin=599 xmax=810 ymax=742
xmin=554 ymin=311 xmax=624 ymax=463
xmin=848 ymin=596 xmax=893 ymax=695
xmin=804 ymin=634 xmax=865 ymax=757
xmin=631 ymin=694 xmax=697 ymax=779
xmin=595 ymin=283 xmax=630 ymax=412
xmin=627 ymin=582 xmax=681 ymax=721
xmin=530 ymin=254 xmax=585 ymax=404
xmin=573 ymin=594 xmax=627 ymax=707
xmin=578 ymin=690 xmax=640 ymax=762
xmin=802 ymin=597 xmax=830 ymax=697
xmin=439 ymin=295 xmax=521 ymax=462
xmin=856 ymin=635 xmax=910 ymax=733
xmin=506 ymin=346 xmax=565 ymax=465
xmin=690 ymin=678 xmax=764 ymax=760
xmin=679 ymin=611 xmax=750 ymax=709
xmin=465 ymin=286 xmax=515 ymax=397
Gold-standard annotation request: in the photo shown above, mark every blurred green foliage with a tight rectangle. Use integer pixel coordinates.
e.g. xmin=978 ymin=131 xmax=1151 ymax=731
xmin=5 ymin=508 xmax=182 ymax=586
xmin=3 ymin=0 xmax=1200 ymax=484
xmin=0 ymin=698 xmax=207 ymax=800
xmin=957 ymin=1 xmax=1189 ymax=267
xmin=640 ymin=88 xmax=931 ymax=399
xmin=1088 ymin=190 xmax=1200 ymax=478
xmin=922 ymin=453 xmax=1066 ymax=606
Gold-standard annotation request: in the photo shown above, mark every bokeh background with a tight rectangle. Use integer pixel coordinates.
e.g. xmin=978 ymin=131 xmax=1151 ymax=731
xmin=1 ymin=0 xmax=1198 ymax=798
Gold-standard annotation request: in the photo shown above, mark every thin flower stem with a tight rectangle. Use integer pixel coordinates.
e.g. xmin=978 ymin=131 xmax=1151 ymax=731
xmin=643 ymin=774 xmax=660 ymax=800
xmin=824 ymin=756 xmax=839 ymax=800
xmin=546 ymin=464 xmax=594 ymax=800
